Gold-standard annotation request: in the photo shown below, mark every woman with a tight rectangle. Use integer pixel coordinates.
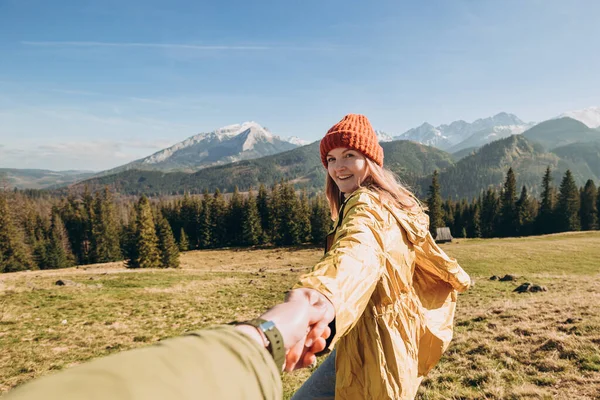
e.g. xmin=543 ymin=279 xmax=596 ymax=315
xmin=288 ymin=114 xmax=471 ymax=399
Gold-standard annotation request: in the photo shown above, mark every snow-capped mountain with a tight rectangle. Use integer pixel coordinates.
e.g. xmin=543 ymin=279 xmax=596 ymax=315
xmin=557 ymin=106 xmax=600 ymax=128
xmin=395 ymin=112 xmax=529 ymax=151
xmin=101 ymin=121 xmax=299 ymax=174
xmin=286 ymin=136 xmax=310 ymax=146
xmin=375 ymin=130 xmax=394 ymax=142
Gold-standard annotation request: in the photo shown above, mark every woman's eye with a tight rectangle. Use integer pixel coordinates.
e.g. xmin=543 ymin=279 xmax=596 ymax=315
xmin=327 ymin=158 xmax=335 ymax=163
xmin=345 ymin=153 xmax=354 ymax=158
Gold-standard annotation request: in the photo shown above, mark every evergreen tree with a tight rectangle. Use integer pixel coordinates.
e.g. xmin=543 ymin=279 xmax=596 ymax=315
xmin=426 ymin=171 xmax=443 ymax=235
xmin=156 ymin=214 xmax=180 ymax=268
xmin=580 ymin=180 xmax=598 ymax=231
xmin=0 ymin=194 xmax=33 ymax=272
xmin=556 ymin=170 xmax=580 ymax=232
xmin=241 ymin=190 xmax=263 ymax=246
xmin=228 ymin=186 xmax=244 ymax=246
xmin=310 ymin=196 xmax=331 ymax=244
xmin=268 ymin=182 xmax=283 ymax=244
xmin=298 ymin=190 xmax=312 ymax=243
xmin=80 ymin=186 xmax=94 ymax=264
xmin=42 ymin=211 xmax=75 ymax=270
xmin=178 ymin=227 xmax=190 ymax=251
xmin=256 ymin=184 xmax=271 ymax=242
xmin=536 ymin=166 xmax=556 ymax=234
xmin=121 ymin=207 xmax=138 ymax=267
xmin=127 ymin=196 xmax=160 ymax=269
xmin=442 ymin=199 xmax=455 ymax=234
xmin=597 ymin=186 xmax=600 ymax=230
xmin=466 ymin=200 xmax=481 ymax=238
xmin=179 ymin=193 xmax=200 ymax=249
xmin=275 ymin=182 xmax=302 ymax=245
xmin=91 ymin=187 xmax=122 ymax=263
xmin=498 ymin=168 xmax=518 ymax=237
xmin=516 ymin=186 xmax=537 ymax=236
xmin=480 ymin=188 xmax=500 ymax=238
xmin=198 ymin=190 xmax=212 ymax=248
xmin=210 ymin=189 xmax=228 ymax=247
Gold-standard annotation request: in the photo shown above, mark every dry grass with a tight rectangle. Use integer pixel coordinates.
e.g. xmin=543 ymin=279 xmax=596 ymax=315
xmin=1 ymin=233 xmax=599 ymax=399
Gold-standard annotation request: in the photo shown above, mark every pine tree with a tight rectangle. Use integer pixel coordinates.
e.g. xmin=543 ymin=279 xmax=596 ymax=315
xmin=256 ymin=184 xmax=271 ymax=242
xmin=310 ymin=196 xmax=331 ymax=244
xmin=426 ymin=171 xmax=443 ymax=235
xmin=127 ymin=196 xmax=160 ymax=269
xmin=80 ymin=186 xmax=94 ymax=264
xmin=241 ymin=190 xmax=263 ymax=246
xmin=228 ymin=186 xmax=244 ymax=246
xmin=516 ymin=186 xmax=537 ymax=236
xmin=466 ymin=200 xmax=481 ymax=238
xmin=0 ymin=194 xmax=33 ymax=272
xmin=498 ymin=168 xmax=518 ymax=237
xmin=580 ymin=180 xmax=598 ymax=231
xmin=275 ymin=182 xmax=302 ymax=245
xmin=178 ymin=227 xmax=189 ymax=251
xmin=179 ymin=193 xmax=200 ymax=249
xmin=156 ymin=214 xmax=180 ymax=268
xmin=91 ymin=187 xmax=122 ymax=263
xmin=298 ymin=190 xmax=312 ymax=243
xmin=536 ymin=166 xmax=556 ymax=234
xmin=556 ymin=170 xmax=580 ymax=232
xmin=210 ymin=189 xmax=228 ymax=247
xmin=480 ymin=188 xmax=500 ymax=238
xmin=121 ymin=207 xmax=138 ymax=267
xmin=198 ymin=190 xmax=212 ymax=248
xmin=42 ymin=211 xmax=75 ymax=270
xmin=268 ymin=182 xmax=283 ymax=244
xmin=597 ymin=186 xmax=600 ymax=230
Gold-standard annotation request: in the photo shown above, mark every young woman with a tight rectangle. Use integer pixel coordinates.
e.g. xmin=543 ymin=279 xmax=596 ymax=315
xmin=288 ymin=114 xmax=471 ymax=399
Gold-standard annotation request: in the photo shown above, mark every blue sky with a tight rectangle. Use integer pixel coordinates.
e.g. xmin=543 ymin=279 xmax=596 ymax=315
xmin=1 ymin=0 xmax=599 ymax=171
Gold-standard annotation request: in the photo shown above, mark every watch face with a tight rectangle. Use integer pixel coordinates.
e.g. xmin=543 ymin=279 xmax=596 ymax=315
xmin=260 ymin=320 xmax=276 ymax=332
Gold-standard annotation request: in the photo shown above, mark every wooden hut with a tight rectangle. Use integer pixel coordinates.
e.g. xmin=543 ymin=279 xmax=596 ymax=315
xmin=435 ymin=227 xmax=453 ymax=243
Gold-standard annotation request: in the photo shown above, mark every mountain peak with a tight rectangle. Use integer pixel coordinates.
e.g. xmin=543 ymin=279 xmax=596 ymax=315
xmin=557 ymin=106 xmax=600 ymax=128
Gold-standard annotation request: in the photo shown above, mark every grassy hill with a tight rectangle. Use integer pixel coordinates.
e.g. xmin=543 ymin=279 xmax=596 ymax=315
xmin=75 ymin=140 xmax=454 ymax=195
xmin=421 ymin=135 xmax=561 ymax=199
xmin=0 ymin=169 xmax=95 ymax=190
xmin=1 ymin=232 xmax=599 ymax=398
xmin=522 ymin=117 xmax=600 ymax=150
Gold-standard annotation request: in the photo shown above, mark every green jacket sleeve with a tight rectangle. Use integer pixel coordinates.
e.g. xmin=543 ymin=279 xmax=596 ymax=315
xmin=4 ymin=326 xmax=282 ymax=400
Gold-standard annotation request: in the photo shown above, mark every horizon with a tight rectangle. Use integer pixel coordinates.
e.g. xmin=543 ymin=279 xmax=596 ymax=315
xmin=1 ymin=0 xmax=599 ymax=171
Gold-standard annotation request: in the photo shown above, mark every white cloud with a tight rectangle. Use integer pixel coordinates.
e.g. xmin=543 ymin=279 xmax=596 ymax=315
xmin=21 ymin=41 xmax=271 ymax=51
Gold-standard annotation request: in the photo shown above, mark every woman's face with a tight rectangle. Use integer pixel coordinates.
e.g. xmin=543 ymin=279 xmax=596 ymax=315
xmin=326 ymin=147 xmax=369 ymax=193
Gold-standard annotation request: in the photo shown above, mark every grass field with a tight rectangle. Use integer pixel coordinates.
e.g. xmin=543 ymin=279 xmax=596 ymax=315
xmin=1 ymin=232 xmax=599 ymax=399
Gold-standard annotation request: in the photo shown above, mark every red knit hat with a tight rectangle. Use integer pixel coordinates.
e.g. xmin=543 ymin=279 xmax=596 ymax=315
xmin=320 ymin=114 xmax=384 ymax=167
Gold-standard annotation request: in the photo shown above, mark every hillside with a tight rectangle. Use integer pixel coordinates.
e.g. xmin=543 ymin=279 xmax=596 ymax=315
xmin=522 ymin=117 xmax=600 ymax=150
xmin=420 ymin=135 xmax=561 ymax=199
xmin=0 ymin=168 xmax=95 ymax=190
xmin=75 ymin=140 xmax=455 ymax=195
xmin=552 ymin=141 xmax=600 ymax=183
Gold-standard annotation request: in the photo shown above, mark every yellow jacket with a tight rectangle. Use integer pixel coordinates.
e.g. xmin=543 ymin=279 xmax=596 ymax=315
xmin=296 ymin=188 xmax=471 ymax=399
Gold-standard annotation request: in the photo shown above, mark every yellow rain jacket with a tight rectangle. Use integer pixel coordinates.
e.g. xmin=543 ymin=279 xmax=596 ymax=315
xmin=296 ymin=188 xmax=471 ymax=399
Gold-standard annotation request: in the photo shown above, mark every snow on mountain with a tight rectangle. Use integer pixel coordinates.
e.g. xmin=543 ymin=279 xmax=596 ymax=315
xmin=102 ymin=121 xmax=299 ymax=174
xmin=286 ymin=136 xmax=310 ymax=146
xmin=395 ymin=113 xmax=528 ymax=150
xmin=393 ymin=123 xmax=451 ymax=149
xmin=557 ymin=106 xmax=600 ymax=128
xmin=375 ymin=130 xmax=394 ymax=142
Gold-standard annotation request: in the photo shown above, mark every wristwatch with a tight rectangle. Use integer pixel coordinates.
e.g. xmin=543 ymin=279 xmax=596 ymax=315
xmin=239 ymin=318 xmax=285 ymax=371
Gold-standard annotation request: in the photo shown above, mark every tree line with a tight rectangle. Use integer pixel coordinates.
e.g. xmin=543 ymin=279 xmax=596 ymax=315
xmin=426 ymin=167 xmax=600 ymax=238
xmin=2 ymin=168 xmax=599 ymax=274
xmin=0 ymin=181 xmax=331 ymax=273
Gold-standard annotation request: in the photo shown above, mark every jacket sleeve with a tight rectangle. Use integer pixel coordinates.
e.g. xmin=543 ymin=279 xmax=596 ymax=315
xmin=295 ymin=197 xmax=386 ymax=347
xmin=414 ymin=231 xmax=470 ymax=292
xmin=4 ymin=326 xmax=281 ymax=400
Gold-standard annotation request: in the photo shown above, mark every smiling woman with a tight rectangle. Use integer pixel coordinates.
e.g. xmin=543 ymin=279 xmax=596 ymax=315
xmin=289 ymin=114 xmax=471 ymax=399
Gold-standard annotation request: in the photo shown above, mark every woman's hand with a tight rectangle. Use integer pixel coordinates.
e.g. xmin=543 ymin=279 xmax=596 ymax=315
xmin=279 ymin=288 xmax=335 ymax=372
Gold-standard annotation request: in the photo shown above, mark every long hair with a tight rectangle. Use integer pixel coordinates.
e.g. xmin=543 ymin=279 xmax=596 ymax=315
xmin=325 ymin=158 xmax=423 ymax=220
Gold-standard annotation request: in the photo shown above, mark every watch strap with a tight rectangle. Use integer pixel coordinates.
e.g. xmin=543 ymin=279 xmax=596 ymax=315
xmin=241 ymin=318 xmax=285 ymax=371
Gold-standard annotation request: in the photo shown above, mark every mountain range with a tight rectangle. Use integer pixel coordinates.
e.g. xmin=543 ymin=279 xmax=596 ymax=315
xmin=5 ymin=106 xmax=600 ymax=197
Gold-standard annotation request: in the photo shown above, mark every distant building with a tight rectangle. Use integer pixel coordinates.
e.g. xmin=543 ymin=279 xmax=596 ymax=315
xmin=435 ymin=227 xmax=453 ymax=243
